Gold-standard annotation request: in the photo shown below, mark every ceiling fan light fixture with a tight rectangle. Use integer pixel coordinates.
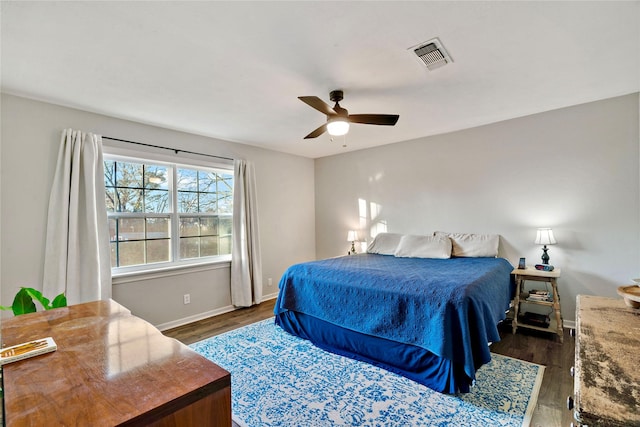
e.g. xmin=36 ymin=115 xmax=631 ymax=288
xmin=299 ymin=90 xmax=398 ymax=139
xmin=327 ymin=118 xmax=350 ymax=136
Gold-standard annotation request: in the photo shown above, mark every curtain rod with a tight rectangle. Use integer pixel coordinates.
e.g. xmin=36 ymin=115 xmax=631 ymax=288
xmin=102 ymin=136 xmax=234 ymax=162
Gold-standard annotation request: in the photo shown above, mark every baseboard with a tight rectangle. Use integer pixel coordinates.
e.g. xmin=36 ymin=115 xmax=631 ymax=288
xmin=262 ymin=291 xmax=279 ymax=301
xmin=156 ymin=292 xmax=279 ymax=332
xmin=156 ymin=305 xmax=236 ymax=331
xmin=563 ymin=319 xmax=576 ymax=330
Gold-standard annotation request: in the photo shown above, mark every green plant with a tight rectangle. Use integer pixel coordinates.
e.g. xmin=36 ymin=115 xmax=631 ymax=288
xmin=0 ymin=287 xmax=67 ymax=316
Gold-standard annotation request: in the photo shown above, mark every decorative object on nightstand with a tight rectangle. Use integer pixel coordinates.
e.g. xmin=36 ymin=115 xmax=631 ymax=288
xmin=347 ymin=230 xmax=358 ymax=255
xmin=534 ymin=228 xmax=556 ymax=265
xmin=618 ymin=277 xmax=640 ymax=308
xmin=617 ymin=284 xmax=640 ymax=308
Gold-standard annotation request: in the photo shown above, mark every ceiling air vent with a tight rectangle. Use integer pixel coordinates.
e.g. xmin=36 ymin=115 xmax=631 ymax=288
xmin=410 ymin=38 xmax=452 ymax=71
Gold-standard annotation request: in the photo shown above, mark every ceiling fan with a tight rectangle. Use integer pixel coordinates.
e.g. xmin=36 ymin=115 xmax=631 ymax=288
xmin=298 ymin=90 xmax=399 ymax=139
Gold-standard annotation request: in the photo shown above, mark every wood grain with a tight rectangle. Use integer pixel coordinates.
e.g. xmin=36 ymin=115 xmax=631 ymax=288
xmin=2 ymin=300 xmax=231 ymax=427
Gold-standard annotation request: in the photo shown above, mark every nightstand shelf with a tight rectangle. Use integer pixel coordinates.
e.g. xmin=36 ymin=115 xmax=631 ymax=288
xmin=516 ymin=315 xmax=560 ymax=334
xmin=511 ymin=266 xmax=563 ymax=342
xmin=518 ymin=296 xmax=555 ymax=307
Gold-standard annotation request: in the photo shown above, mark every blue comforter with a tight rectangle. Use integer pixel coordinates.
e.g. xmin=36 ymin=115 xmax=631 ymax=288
xmin=274 ymin=254 xmax=514 ymax=390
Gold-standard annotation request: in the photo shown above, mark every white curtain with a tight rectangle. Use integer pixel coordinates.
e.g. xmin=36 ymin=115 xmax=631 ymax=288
xmin=231 ymin=159 xmax=263 ymax=307
xmin=43 ymin=128 xmax=112 ymax=304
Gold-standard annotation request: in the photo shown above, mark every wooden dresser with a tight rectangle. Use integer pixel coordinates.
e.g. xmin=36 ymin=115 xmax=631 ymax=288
xmin=1 ymin=299 xmax=231 ymax=427
xmin=571 ymin=295 xmax=640 ymax=427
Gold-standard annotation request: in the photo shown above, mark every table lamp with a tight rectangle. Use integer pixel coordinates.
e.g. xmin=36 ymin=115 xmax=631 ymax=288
xmin=347 ymin=230 xmax=358 ymax=255
xmin=534 ymin=228 xmax=556 ymax=265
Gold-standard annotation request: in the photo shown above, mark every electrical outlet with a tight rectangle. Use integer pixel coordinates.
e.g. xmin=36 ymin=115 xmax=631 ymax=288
xmin=268 ymin=278 xmax=273 ymax=287
xmin=183 ymin=294 xmax=190 ymax=304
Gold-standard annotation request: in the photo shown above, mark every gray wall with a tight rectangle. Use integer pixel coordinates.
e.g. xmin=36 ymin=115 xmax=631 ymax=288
xmin=1 ymin=93 xmax=316 ymax=328
xmin=3 ymin=93 xmax=638 ymax=328
xmin=315 ymin=93 xmax=640 ymax=324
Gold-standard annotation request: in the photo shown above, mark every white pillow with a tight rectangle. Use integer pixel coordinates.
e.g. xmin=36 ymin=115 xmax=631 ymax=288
xmin=394 ymin=234 xmax=452 ymax=259
xmin=366 ymin=233 xmax=404 ymax=255
xmin=436 ymin=232 xmax=499 ymax=257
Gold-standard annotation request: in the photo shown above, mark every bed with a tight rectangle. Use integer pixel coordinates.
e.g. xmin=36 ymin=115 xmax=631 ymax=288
xmin=273 ymin=232 xmax=515 ymax=394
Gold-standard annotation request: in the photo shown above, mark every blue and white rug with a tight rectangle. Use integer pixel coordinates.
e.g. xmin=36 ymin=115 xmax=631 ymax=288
xmin=191 ymin=318 xmax=544 ymax=427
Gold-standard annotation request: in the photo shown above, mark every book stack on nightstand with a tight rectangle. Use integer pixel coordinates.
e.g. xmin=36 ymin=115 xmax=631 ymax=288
xmin=526 ymin=289 xmax=552 ymax=303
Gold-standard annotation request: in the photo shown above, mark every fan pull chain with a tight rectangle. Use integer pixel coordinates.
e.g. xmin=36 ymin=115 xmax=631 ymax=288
xmin=329 ymin=135 xmax=347 ymax=148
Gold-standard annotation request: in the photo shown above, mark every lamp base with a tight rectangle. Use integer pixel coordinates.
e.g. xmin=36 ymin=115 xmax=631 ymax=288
xmin=541 ymin=245 xmax=550 ymax=265
xmin=348 ymin=241 xmax=357 ymax=255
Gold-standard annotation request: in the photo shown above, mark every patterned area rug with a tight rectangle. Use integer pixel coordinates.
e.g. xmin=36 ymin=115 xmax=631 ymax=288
xmin=191 ymin=319 xmax=544 ymax=427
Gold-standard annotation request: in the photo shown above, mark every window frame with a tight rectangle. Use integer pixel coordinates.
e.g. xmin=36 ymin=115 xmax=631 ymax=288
xmin=103 ymin=149 xmax=234 ymax=278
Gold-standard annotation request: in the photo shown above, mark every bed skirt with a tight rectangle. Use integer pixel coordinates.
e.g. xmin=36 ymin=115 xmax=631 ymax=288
xmin=275 ymin=310 xmax=473 ymax=394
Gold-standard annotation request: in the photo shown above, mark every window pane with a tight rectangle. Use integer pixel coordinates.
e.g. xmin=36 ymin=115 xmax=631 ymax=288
xmin=144 ymin=165 xmax=168 ymax=190
xmin=178 ymin=191 xmax=198 ymax=213
xmin=180 ymin=217 xmax=199 ymax=237
xmin=200 ymin=217 xmax=218 ymax=236
xmin=177 ymin=168 xmax=198 ymax=191
xmin=144 ymin=189 xmax=169 ymax=213
xmin=146 ymin=239 xmax=170 ymax=264
xmin=116 ymin=162 xmax=143 ymax=188
xmin=108 ymin=218 xmax=118 ymax=242
xmin=217 ymin=190 xmax=233 ymax=214
xmin=180 ymin=237 xmax=200 ymax=259
xmin=219 ymin=235 xmax=232 ymax=255
xmin=105 ymin=155 xmax=233 ymax=271
xmin=119 ymin=241 xmax=145 ymax=266
xmin=220 ymin=173 xmax=233 ymax=188
xmin=219 ymin=216 xmax=232 ymax=235
xmin=110 ymin=242 xmax=117 ymax=268
xmin=104 ymin=160 xmax=116 ymax=188
xmin=105 ymin=188 xmax=117 ymax=212
xmin=119 ymin=218 xmax=145 ymax=241
xmin=198 ymin=171 xmax=216 ymax=192
xmin=116 ymin=188 xmax=143 ymax=212
xmin=201 ymin=236 xmax=218 ymax=257
xmin=146 ymin=218 xmax=169 ymax=239
xmin=199 ymin=192 xmax=217 ymax=213
xmin=217 ymin=174 xmax=233 ymax=214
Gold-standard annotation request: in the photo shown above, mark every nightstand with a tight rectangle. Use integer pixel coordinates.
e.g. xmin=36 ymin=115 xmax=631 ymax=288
xmin=511 ymin=266 xmax=563 ymax=342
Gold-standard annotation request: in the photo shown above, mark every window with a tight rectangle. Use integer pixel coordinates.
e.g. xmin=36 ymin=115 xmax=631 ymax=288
xmin=104 ymin=156 xmax=233 ymax=273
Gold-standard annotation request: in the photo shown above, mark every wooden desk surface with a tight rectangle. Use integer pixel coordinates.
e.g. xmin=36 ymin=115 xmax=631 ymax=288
xmin=2 ymin=299 xmax=231 ymax=427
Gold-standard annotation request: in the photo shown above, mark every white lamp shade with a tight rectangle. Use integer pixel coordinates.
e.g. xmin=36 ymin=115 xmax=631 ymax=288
xmin=327 ymin=119 xmax=349 ymax=136
xmin=347 ymin=230 xmax=358 ymax=242
xmin=535 ymin=228 xmax=557 ymax=245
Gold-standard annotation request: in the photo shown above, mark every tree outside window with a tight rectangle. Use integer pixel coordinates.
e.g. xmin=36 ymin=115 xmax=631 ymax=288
xmin=104 ymin=157 xmax=233 ymax=271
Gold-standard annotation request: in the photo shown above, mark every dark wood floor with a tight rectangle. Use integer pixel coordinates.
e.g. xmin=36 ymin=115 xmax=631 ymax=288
xmin=492 ymin=322 xmax=574 ymax=427
xmin=164 ymin=299 xmax=574 ymax=427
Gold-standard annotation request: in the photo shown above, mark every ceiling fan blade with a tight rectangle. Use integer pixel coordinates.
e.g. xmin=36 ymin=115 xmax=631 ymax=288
xmin=304 ymin=123 xmax=328 ymax=139
xmin=299 ymin=96 xmax=337 ymax=116
xmin=348 ymin=114 xmax=399 ymax=126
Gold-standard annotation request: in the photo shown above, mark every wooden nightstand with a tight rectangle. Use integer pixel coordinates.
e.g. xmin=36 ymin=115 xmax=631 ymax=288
xmin=511 ymin=266 xmax=563 ymax=342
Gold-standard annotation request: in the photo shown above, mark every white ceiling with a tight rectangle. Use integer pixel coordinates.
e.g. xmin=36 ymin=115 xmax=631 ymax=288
xmin=2 ymin=1 xmax=639 ymax=159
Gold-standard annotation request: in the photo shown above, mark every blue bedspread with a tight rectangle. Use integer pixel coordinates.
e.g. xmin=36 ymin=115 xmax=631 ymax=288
xmin=274 ymin=254 xmax=514 ymax=390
